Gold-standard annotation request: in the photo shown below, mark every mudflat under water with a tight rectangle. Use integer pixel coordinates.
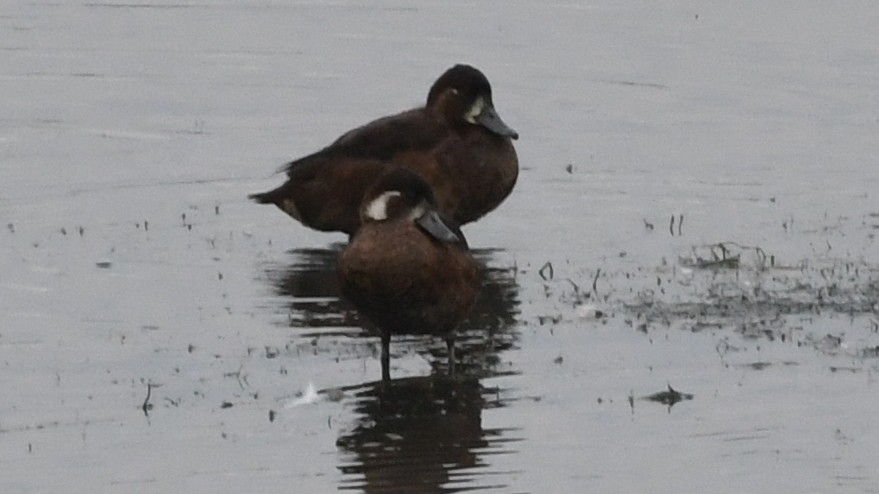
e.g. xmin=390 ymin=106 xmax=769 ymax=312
xmin=2 ymin=2 xmax=878 ymax=493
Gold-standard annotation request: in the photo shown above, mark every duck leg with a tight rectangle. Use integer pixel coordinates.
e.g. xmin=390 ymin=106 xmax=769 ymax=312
xmin=381 ymin=332 xmax=391 ymax=382
xmin=446 ymin=335 xmax=456 ymax=376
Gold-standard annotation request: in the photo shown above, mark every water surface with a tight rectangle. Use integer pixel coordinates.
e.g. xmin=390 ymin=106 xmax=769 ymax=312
xmin=2 ymin=1 xmax=878 ymax=493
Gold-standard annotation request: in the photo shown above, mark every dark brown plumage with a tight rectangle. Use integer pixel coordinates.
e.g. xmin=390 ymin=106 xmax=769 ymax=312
xmin=337 ymin=168 xmax=480 ymax=381
xmin=250 ymin=64 xmax=518 ymax=235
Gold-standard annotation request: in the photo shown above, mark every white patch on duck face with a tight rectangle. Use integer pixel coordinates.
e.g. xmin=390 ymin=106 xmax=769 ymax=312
xmin=364 ymin=191 xmax=402 ymax=221
xmin=464 ymin=96 xmax=485 ymax=124
xmin=407 ymin=201 xmax=428 ymax=221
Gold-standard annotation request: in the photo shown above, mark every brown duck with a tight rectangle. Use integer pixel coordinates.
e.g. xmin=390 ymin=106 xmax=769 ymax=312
xmin=250 ymin=64 xmax=518 ymax=235
xmin=336 ymin=167 xmax=480 ymax=381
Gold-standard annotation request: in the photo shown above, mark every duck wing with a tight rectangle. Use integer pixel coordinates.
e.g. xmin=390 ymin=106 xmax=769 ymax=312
xmin=282 ymin=109 xmax=448 ymax=175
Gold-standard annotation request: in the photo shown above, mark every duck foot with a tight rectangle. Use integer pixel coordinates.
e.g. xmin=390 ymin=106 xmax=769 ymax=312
xmin=446 ymin=336 xmax=456 ymax=376
xmin=381 ymin=333 xmax=391 ymax=382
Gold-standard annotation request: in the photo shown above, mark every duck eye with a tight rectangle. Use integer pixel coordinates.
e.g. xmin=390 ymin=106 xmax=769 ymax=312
xmin=449 ymin=88 xmax=459 ymax=96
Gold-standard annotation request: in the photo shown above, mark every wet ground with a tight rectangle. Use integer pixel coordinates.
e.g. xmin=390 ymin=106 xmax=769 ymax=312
xmin=2 ymin=1 xmax=879 ymax=492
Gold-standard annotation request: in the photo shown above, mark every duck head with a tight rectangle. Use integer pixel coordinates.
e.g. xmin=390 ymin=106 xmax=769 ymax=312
xmin=426 ymin=64 xmax=519 ymax=140
xmin=361 ymin=168 xmax=463 ymax=244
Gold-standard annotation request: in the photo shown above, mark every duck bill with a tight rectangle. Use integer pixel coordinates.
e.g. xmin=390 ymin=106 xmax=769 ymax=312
xmin=416 ymin=210 xmax=461 ymax=244
xmin=476 ymin=104 xmax=519 ymax=140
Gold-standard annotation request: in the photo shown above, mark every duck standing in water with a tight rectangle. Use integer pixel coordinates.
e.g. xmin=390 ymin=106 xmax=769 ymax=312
xmin=337 ymin=167 xmax=480 ymax=381
xmin=250 ymin=64 xmax=519 ymax=235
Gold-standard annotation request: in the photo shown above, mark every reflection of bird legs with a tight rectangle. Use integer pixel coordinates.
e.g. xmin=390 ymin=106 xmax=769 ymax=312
xmin=446 ymin=336 xmax=456 ymax=376
xmin=381 ymin=332 xmax=391 ymax=382
xmin=381 ymin=333 xmax=458 ymax=381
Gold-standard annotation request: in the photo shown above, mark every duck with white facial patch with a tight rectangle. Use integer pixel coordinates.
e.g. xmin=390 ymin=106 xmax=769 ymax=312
xmin=250 ymin=64 xmax=519 ymax=236
xmin=337 ymin=167 xmax=480 ymax=381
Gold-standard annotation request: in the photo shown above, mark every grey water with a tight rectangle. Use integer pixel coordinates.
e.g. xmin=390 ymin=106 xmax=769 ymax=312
xmin=2 ymin=2 xmax=878 ymax=493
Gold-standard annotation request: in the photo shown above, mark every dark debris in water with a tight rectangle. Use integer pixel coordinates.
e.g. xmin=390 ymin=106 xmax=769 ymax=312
xmin=141 ymin=382 xmax=154 ymax=417
xmin=680 ymin=242 xmax=763 ymax=270
xmin=620 ymin=245 xmax=879 ymax=356
xmin=830 ymin=366 xmax=862 ymax=374
xmin=643 ymin=384 xmax=693 ymax=406
xmin=737 ymin=361 xmax=799 ymax=371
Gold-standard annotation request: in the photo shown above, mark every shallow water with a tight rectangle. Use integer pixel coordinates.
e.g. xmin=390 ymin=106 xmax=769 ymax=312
xmin=2 ymin=1 xmax=879 ymax=493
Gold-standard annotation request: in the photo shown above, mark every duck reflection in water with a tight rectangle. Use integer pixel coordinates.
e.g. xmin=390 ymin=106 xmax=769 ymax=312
xmin=336 ymin=375 xmax=518 ymax=493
